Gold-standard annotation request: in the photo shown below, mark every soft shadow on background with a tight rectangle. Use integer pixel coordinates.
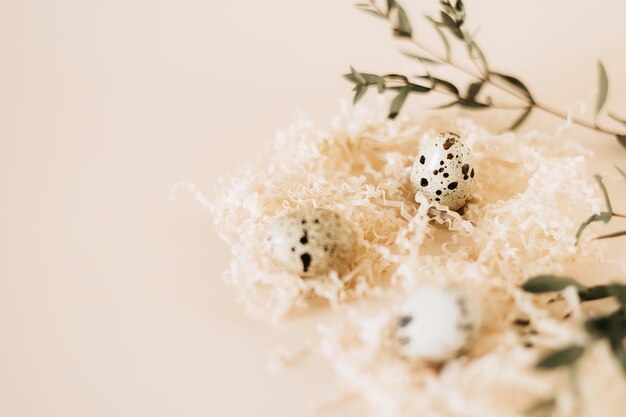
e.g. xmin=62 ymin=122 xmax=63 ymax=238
xmin=1 ymin=1 xmax=626 ymax=416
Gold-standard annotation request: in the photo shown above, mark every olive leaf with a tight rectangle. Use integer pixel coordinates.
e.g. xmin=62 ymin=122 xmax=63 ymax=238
xmin=458 ymin=98 xmax=488 ymax=109
xmin=575 ymin=175 xmax=613 ymax=243
xmin=344 ymin=70 xmax=385 ymax=87
xmin=576 ymin=212 xmax=612 ymax=243
xmin=394 ymin=6 xmax=412 ymax=37
xmin=609 ymin=336 xmax=626 ymax=373
xmin=509 ymin=107 xmax=533 ymax=131
xmin=536 ymin=345 xmax=585 ymax=369
xmin=417 ymin=75 xmax=459 ymax=95
xmin=388 ymin=86 xmax=410 ymax=118
xmin=439 ymin=11 xmax=463 ymax=38
xmin=466 ymin=81 xmax=483 ymax=101
xmin=408 ymin=82 xmax=431 ymax=93
xmin=353 ymin=84 xmax=368 ymax=104
xmin=401 ymin=51 xmax=440 ymax=65
xmin=522 ymin=275 xmax=586 ymax=293
xmin=361 ymin=73 xmax=384 ymax=84
xmin=608 ymin=285 xmax=626 ymax=305
xmin=491 ymin=72 xmax=534 ymax=102
xmin=595 ymin=174 xmax=613 ymax=214
xmin=439 ymin=0 xmax=455 ymax=16
xmin=585 ymin=307 xmax=626 ymax=336
xmin=453 ymin=0 xmax=465 ymax=13
xmin=596 ymin=60 xmax=609 ymax=116
xmin=578 ymin=285 xmax=612 ymax=302
xmin=350 ymin=66 xmax=366 ymax=84
xmin=616 ymin=135 xmax=626 ymax=149
xmin=376 ymin=77 xmax=386 ymax=93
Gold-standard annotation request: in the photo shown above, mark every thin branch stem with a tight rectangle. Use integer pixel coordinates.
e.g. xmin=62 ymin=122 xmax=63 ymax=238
xmin=382 ymin=75 xmax=526 ymax=110
xmin=370 ymin=1 xmax=624 ymax=137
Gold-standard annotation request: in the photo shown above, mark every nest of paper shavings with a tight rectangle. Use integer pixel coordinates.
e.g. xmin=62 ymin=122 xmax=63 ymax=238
xmin=210 ymin=100 xmax=602 ymax=324
xmin=317 ymin=287 xmax=626 ymax=417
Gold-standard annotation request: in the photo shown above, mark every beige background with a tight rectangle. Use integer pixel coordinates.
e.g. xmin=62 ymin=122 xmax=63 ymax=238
xmin=2 ymin=1 xmax=626 ymax=416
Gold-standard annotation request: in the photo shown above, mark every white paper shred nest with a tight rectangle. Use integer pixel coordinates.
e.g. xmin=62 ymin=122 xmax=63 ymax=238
xmin=206 ymin=100 xmax=626 ymax=416
xmin=318 ymin=295 xmax=626 ymax=417
xmin=209 ymin=101 xmax=600 ymax=321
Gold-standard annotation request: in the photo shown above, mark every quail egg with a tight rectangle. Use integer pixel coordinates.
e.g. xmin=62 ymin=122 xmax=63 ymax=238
xmin=410 ymin=131 xmax=476 ymax=211
xmin=265 ymin=208 xmax=357 ymax=277
xmin=394 ymin=285 xmax=482 ymax=362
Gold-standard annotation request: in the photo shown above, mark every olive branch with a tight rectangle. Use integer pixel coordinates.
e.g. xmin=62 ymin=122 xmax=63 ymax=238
xmin=345 ymin=0 xmax=626 ymax=148
xmin=575 ymin=166 xmax=626 ymax=243
xmin=520 ymin=274 xmax=626 ymax=415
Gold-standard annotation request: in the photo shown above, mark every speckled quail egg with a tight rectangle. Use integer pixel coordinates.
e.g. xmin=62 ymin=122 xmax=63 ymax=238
xmin=264 ymin=208 xmax=358 ymax=277
xmin=410 ymin=131 xmax=477 ymax=211
xmin=394 ymin=285 xmax=482 ymax=362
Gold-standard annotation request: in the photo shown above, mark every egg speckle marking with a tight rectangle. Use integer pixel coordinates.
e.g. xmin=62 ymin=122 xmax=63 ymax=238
xmin=265 ymin=208 xmax=357 ymax=277
xmin=393 ymin=285 xmax=482 ymax=362
xmin=410 ymin=132 xmax=477 ymax=211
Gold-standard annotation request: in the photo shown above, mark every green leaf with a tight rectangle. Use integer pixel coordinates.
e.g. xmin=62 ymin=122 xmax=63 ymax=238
xmin=595 ymin=174 xmax=613 ymax=214
xmin=454 ymin=0 xmax=465 ymax=14
xmin=458 ymin=99 xmax=488 ymax=109
xmin=376 ymin=77 xmax=386 ymax=93
xmin=388 ymin=86 xmax=410 ymax=119
xmin=440 ymin=11 xmax=456 ymax=27
xmin=615 ymin=164 xmax=626 ymax=182
xmin=596 ymin=60 xmax=609 ymax=116
xmin=595 ymin=230 xmax=626 ymax=240
xmin=353 ymin=85 xmax=367 ymax=104
xmin=439 ymin=11 xmax=463 ymax=38
xmin=360 ymin=73 xmax=383 ymax=84
xmin=575 ymin=212 xmax=612 ymax=243
xmin=609 ymin=336 xmax=626 ymax=373
xmin=418 ymin=75 xmax=459 ymax=96
xmin=616 ymin=135 xmax=626 ymax=149
xmin=579 ymin=285 xmax=612 ymax=302
xmin=394 ymin=6 xmax=412 ymax=37
xmin=579 ymin=284 xmax=626 ymax=303
xmin=408 ymin=83 xmax=431 ymax=93
xmin=343 ymin=73 xmax=357 ymax=83
xmin=466 ymin=81 xmax=483 ymax=101
xmin=350 ymin=66 xmax=366 ymax=85
xmin=491 ymin=72 xmax=534 ymax=102
xmin=401 ymin=51 xmax=440 ymax=65
xmin=608 ymin=284 xmax=626 ymax=305
xmin=439 ymin=0 xmax=455 ymax=15
xmin=586 ymin=308 xmax=626 ymax=340
xmin=522 ymin=275 xmax=586 ymax=293
xmin=386 ymin=0 xmax=396 ymax=11
xmin=427 ymin=16 xmax=451 ymax=61
xmin=536 ymin=345 xmax=585 ymax=369
xmin=509 ymin=107 xmax=533 ymax=131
